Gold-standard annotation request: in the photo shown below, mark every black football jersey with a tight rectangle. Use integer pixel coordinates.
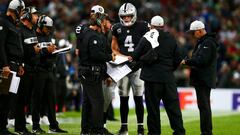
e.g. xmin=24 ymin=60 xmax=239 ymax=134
xmin=112 ymin=21 xmax=149 ymax=55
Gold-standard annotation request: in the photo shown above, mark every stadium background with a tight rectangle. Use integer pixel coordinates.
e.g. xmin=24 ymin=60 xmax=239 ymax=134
xmin=0 ymin=0 xmax=240 ymax=134
xmin=1 ymin=0 xmax=239 ymax=90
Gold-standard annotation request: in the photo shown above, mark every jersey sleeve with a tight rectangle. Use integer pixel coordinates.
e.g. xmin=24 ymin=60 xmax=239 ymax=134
xmin=111 ymin=23 xmax=119 ymax=38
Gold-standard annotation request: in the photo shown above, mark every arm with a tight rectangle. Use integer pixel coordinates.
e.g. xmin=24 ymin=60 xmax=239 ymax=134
xmin=111 ymin=35 xmax=121 ymax=55
xmin=185 ymin=40 xmax=214 ymax=67
xmin=131 ymin=37 xmax=149 ymax=61
xmin=0 ymin=21 xmax=8 ymax=67
xmin=173 ymin=43 xmax=183 ymax=71
xmin=0 ymin=21 xmax=11 ymax=77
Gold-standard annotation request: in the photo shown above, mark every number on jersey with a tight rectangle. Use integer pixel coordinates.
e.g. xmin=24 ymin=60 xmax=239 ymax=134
xmin=76 ymin=26 xmax=82 ymax=34
xmin=124 ymin=35 xmax=134 ymax=52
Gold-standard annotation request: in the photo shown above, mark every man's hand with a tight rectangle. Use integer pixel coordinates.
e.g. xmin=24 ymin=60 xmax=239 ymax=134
xmin=180 ymin=59 xmax=186 ymax=65
xmin=47 ymin=44 xmax=57 ymax=53
xmin=2 ymin=66 xmax=11 ymax=78
xmin=75 ymin=49 xmax=79 ymax=56
xmin=18 ymin=66 xmax=24 ymax=76
xmin=128 ymin=56 xmax=133 ymax=62
xmin=34 ymin=44 xmax=41 ymax=54
xmin=112 ymin=53 xmax=116 ymax=61
xmin=104 ymin=77 xmax=113 ymax=87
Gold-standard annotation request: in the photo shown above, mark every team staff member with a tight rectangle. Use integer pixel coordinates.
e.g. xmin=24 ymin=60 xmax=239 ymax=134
xmin=130 ymin=15 xmax=185 ymax=135
xmin=181 ymin=20 xmax=218 ymax=135
xmin=101 ymin=15 xmax=115 ymax=135
xmin=111 ymin=3 xmax=149 ymax=135
xmin=78 ymin=12 xmax=115 ymax=134
xmin=0 ymin=0 xmax=25 ymax=134
xmin=75 ymin=5 xmax=104 ymax=56
xmin=31 ymin=15 xmax=67 ymax=134
xmin=15 ymin=6 xmax=39 ymax=135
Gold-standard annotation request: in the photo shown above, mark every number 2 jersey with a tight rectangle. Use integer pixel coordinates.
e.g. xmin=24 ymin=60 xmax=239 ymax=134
xmin=112 ymin=21 xmax=149 ymax=56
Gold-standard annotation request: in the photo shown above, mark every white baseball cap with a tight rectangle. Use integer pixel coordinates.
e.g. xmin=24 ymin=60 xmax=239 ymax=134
xmin=91 ymin=5 xmax=104 ymax=14
xmin=44 ymin=16 xmax=53 ymax=27
xmin=8 ymin=0 xmax=25 ymax=10
xmin=189 ymin=20 xmax=205 ymax=31
xmin=151 ymin=15 xmax=164 ymax=27
xmin=38 ymin=15 xmax=53 ymax=27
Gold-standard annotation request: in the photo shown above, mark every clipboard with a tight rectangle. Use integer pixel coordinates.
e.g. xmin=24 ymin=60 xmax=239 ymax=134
xmin=52 ymin=46 xmax=72 ymax=54
xmin=109 ymin=55 xmax=129 ymax=65
xmin=52 ymin=41 xmax=73 ymax=54
xmin=0 ymin=71 xmax=13 ymax=94
xmin=0 ymin=71 xmax=20 ymax=94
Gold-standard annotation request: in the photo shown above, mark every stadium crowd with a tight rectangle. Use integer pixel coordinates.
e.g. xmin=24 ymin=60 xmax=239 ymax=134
xmin=0 ymin=0 xmax=239 ymax=111
xmin=0 ymin=0 xmax=239 ymax=134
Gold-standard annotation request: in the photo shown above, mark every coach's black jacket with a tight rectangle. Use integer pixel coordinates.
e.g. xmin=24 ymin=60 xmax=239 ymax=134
xmin=79 ymin=28 xmax=112 ymax=66
xmin=0 ymin=14 xmax=23 ymax=67
xmin=185 ymin=33 xmax=218 ymax=88
xmin=132 ymin=29 xmax=182 ymax=83
xmin=19 ymin=23 xmax=39 ymax=69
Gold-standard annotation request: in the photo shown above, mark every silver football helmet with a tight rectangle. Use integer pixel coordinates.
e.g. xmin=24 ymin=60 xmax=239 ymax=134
xmin=118 ymin=3 xmax=137 ymax=26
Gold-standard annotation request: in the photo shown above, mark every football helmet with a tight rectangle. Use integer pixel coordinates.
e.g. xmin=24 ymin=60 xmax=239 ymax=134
xmin=118 ymin=3 xmax=137 ymax=26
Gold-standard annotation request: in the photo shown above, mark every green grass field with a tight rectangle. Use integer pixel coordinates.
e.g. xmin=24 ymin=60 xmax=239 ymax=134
xmin=10 ymin=109 xmax=240 ymax=135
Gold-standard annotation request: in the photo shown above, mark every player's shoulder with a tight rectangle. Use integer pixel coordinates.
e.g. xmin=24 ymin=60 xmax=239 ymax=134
xmin=75 ymin=23 xmax=89 ymax=34
xmin=112 ymin=22 xmax=122 ymax=30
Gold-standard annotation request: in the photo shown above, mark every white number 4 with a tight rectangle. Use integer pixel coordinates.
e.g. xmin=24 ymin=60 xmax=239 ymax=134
xmin=124 ymin=35 xmax=134 ymax=52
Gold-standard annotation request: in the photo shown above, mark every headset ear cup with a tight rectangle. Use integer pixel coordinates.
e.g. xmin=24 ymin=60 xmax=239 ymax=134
xmin=37 ymin=16 xmax=42 ymax=29
xmin=28 ymin=7 xmax=32 ymax=21
xmin=37 ymin=15 xmax=45 ymax=30
xmin=23 ymin=7 xmax=32 ymax=21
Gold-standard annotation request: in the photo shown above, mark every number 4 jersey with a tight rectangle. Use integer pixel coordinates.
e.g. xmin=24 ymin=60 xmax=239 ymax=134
xmin=112 ymin=21 xmax=149 ymax=55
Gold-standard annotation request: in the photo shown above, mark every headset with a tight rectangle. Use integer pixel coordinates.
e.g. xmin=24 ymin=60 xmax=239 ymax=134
xmin=90 ymin=12 xmax=106 ymax=27
xmin=21 ymin=7 xmax=32 ymax=21
xmin=37 ymin=15 xmax=46 ymax=30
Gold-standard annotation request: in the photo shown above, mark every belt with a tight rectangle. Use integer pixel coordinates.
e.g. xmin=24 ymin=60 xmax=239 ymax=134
xmin=79 ymin=65 xmax=102 ymax=72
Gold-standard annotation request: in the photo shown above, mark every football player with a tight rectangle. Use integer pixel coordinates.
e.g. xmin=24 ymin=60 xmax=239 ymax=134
xmin=111 ymin=3 xmax=149 ymax=135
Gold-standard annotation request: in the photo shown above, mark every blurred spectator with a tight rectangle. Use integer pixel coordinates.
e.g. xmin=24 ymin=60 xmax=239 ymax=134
xmin=1 ymin=1 xmax=239 ymax=117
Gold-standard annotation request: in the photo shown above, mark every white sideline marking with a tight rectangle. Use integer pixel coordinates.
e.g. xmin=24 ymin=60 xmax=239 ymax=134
xmin=56 ymin=110 xmax=239 ymax=125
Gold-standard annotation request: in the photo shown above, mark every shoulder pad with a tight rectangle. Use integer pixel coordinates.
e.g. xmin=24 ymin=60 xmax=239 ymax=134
xmin=112 ymin=23 xmax=122 ymax=30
